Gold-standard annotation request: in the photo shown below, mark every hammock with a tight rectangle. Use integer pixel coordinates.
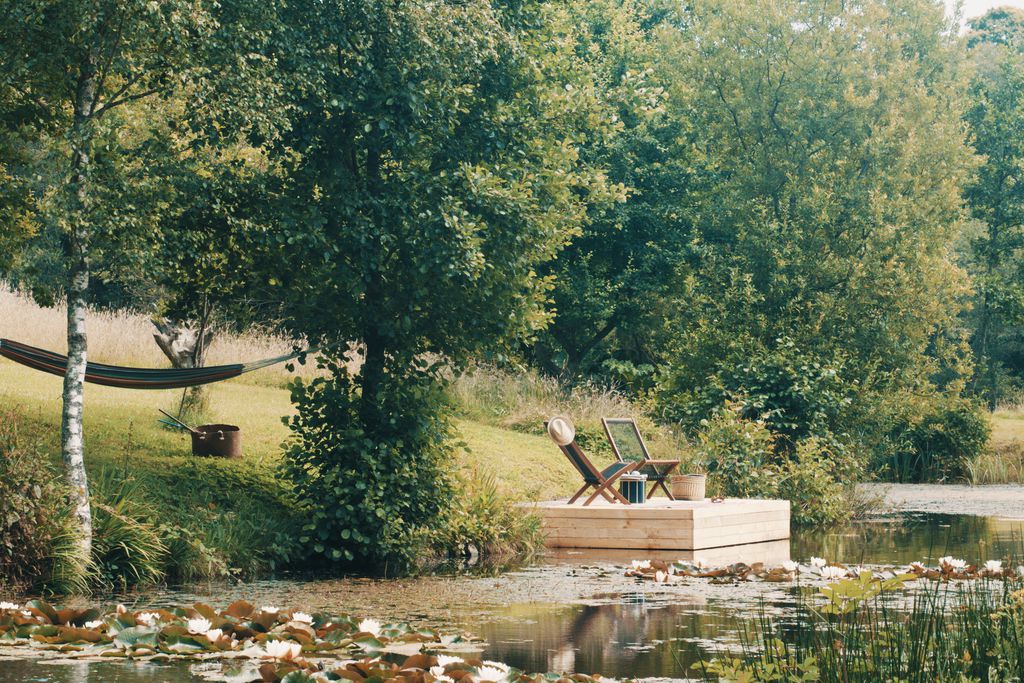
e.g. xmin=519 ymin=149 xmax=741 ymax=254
xmin=0 ymin=338 xmax=310 ymax=390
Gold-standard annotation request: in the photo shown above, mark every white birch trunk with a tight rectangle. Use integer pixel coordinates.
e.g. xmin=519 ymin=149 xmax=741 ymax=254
xmin=61 ymin=259 xmax=92 ymax=563
xmin=61 ymin=63 xmax=98 ymax=566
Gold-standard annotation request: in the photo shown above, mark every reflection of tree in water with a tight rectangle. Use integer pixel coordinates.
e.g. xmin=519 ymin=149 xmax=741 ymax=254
xmin=482 ymin=589 xmax=753 ymax=678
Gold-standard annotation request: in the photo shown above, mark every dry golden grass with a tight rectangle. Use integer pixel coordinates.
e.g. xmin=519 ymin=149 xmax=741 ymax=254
xmin=979 ymin=406 xmax=1024 ymax=483
xmin=0 ymin=286 xmax=321 ymax=386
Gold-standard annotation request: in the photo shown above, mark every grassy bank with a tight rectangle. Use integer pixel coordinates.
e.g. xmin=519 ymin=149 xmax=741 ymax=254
xmin=0 ymin=353 xmax=587 ymax=588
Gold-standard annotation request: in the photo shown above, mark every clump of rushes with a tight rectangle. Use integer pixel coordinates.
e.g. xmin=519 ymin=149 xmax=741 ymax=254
xmin=692 ymin=572 xmax=1024 ymax=682
xmin=0 ymin=601 xmax=609 ymax=682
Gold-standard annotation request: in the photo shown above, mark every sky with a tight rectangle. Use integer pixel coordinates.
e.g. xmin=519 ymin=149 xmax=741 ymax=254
xmin=949 ymin=0 xmax=1024 ymax=20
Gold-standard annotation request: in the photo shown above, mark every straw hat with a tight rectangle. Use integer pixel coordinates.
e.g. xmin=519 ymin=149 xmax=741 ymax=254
xmin=547 ymin=416 xmax=576 ymax=446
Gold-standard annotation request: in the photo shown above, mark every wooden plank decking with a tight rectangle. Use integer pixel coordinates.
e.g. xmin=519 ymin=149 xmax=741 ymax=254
xmin=533 ymin=498 xmax=790 ymax=551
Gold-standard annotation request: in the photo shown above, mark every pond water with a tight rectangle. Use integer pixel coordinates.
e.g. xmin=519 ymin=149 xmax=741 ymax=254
xmin=3 ymin=512 xmax=1023 ymax=682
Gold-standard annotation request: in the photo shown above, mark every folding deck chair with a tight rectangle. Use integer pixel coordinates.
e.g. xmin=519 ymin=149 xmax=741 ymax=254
xmin=547 ymin=416 xmax=640 ymax=506
xmin=601 ymin=417 xmax=680 ymax=500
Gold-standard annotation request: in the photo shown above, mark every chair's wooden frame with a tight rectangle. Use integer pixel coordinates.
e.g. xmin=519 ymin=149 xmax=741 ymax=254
xmin=601 ymin=417 xmax=680 ymax=500
xmin=547 ymin=422 xmax=641 ymax=505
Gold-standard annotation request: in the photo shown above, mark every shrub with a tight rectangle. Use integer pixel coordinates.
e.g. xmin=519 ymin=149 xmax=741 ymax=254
xmin=0 ymin=412 xmax=87 ymax=593
xmin=436 ymin=471 xmax=544 ymax=561
xmin=660 ymin=337 xmax=853 ymax=445
xmin=696 ymin=404 xmax=856 ymax=527
xmin=776 ymin=437 xmax=855 ymax=527
xmin=283 ymin=357 xmax=454 ymax=570
xmin=880 ymin=395 xmax=991 ymax=483
xmin=697 ymin=404 xmax=778 ymax=498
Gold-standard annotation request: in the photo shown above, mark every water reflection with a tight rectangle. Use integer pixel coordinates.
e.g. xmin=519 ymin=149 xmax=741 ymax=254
xmin=794 ymin=513 xmax=1024 ymax=566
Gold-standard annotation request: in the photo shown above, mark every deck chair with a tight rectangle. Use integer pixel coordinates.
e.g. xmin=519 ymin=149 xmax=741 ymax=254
xmin=601 ymin=417 xmax=680 ymax=500
xmin=547 ymin=416 xmax=640 ymax=506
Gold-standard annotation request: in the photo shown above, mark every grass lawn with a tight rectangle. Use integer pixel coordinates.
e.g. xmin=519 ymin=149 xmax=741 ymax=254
xmin=0 ymin=358 xmax=579 ymax=503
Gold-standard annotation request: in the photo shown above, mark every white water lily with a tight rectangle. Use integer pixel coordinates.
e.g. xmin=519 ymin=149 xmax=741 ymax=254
xmin=187 ymin=617 xmax=212 ymax=635
xmin=83 ymin=620 xmax=103 ymax=629
xmin=435 ymin=654 xmax=464 ymax=666
xmin=0 ymin=602 xmax=18 ymax=610
xmin=291 ymin=611 xmax=313 ymax=624
xmin=983 ymin=560 xmax=1003 ymax=575
xmin=205 ymin=629 xmax=224 ymax=642
xmin=781 ymin=560 xmax=799 ymax=572
xmin=908 ymin=561 xmax=927 ymax=572
xmin=261 ymin=606 xmax=279 ymax=614
xmin=819 ymin=566 xmax=847 ymax=581
xmin=136 ymin=612 xmax=159 ymax=627
xmin=358 ymin=618 xmax=381 ymax=636
xmin=475 ymin=665 xmax=509 ymax=682
xmin=264 ymin=639 xmax=302 ymax=660
xmin=809 ymin=557 xmax=827 ymax=569
xmin=939 ymin=556 xmax=967 ymax=571
xmin=654 ymin=570 xmax=668 ymax=583
xmin=631 ymin=560 xmax=650 ymax=570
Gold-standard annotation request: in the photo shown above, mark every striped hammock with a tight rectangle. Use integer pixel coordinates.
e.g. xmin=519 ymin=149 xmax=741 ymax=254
xmin=0 ymin=338 xmax=310 ymax=390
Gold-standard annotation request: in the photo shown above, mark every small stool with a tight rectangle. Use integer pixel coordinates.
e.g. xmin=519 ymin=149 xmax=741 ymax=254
xmin=619 ymin=473 xmax=649 ymax=504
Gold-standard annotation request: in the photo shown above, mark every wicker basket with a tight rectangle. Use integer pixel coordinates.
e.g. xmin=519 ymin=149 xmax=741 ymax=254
xmin=671 ymin=474 xmax=706 ymax=501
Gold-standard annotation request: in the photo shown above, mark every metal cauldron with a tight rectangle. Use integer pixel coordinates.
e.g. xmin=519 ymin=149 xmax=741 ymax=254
xmin=190 ymin=424 xmax=242 ymax=458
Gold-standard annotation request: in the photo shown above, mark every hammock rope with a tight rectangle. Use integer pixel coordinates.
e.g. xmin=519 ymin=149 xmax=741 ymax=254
xmin=0 ymin=338 xmax=313 ymax=390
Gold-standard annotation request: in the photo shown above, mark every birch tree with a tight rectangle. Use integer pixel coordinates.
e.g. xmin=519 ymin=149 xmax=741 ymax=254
xmin=0 ymin=0 xmax=280 ymax=564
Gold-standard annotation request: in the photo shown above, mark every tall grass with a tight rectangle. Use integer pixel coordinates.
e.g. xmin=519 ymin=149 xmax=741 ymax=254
xmin=452 ymin=365 xmax=695 ymax=463
xmin=694 ymin=575 xmax=1024 ymax=682
xmin=0 ymin=285 xmax=322 ymax=386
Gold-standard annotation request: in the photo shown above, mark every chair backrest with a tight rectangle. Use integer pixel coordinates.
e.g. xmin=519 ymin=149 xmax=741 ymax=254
xmin=560 ymin=441 xmax=603 ymax=484
xmin=601 ymin=417 xmax=652 ymax=463
xmin=546 ymin=419 xmax=603 ymax=484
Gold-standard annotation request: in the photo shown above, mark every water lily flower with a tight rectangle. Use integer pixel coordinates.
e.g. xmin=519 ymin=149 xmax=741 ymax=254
xmin=939 ymin=556 xmax=967 ymax=572
xmin=264 ymin=639 xmax=302 ymax=660
xmin=655 ymin=570 xmax=667 ymax=583
xmin=908 ymin=561 xmax=927 ymax=573
xmin=435 ymin=654 xmax=464 ymax=666
xmin=810 ymin=557 xmax=827 ymax=569
xmin=187 ymin=617 xmax=213 ymax=635
xmin=819 ymin=566 xmax=847 ymax=581
xmin=0 ymin=602 xmax=19 ymax=611
xmin=261 ymin=606 xmax=280 ymax=614
xmin=631 ymin=560 xmax=650 ymax=570
xmin=136 ymin=612 xmax=159 ymax=627
xmin=21 ymin=610 xmax=33 ymax=618
xmin=205 ymin=629 xmax=223 ymax=642
xmin=358 ymin=618 xmax=381 ymax=636
xmin=781 ymin=560 xmax=798 ymax=572
xmin=83 ymin=620 xmax=103 ymax=629
xmin=475 ymin=665 xmax=510 ymax=682
xmin=983 ymin=560 xmax=1003 ymax=576
xmin=291 ymin=611 xmax=313 ymax=624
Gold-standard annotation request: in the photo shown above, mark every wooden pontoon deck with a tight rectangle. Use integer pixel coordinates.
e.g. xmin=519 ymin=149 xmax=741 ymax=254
xmin=533 ymin=498 xmax=790 ymax=551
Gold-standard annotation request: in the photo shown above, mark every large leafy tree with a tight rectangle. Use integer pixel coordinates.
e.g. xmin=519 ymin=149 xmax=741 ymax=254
xmin=963 ymin=8 xmax=1024 ymax=409
xmin=530 ymin=0 xmax=698 ymax=384
xmin=654 ymin=0 xmax=978 ymax=446
xmin=0 ymin=0 xmax=279 ymax=563
xmin=270 ymin=0 xmax=623 ymax=565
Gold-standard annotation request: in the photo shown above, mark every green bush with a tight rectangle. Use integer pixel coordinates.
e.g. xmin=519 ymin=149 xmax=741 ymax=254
xmin=0 ymin=412 xmax=86 ymax=593
xmin=436 ymin=471 xmax=544 ymax=560
xmin=283 ymin=357 xmax=454 ymax=570
xmin=880 ymin=396 xmax=991 ymax=483
xmin=661 ymin=338 xmax=853 ymax=445
xmin=697 ymin=404 xmax=855 ymax=527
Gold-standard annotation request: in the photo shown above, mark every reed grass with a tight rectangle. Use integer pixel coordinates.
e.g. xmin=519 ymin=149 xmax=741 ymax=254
xmin=694 ymin=576 xmax=1024 ymax=682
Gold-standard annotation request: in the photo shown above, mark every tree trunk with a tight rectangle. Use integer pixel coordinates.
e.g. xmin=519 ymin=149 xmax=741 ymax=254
xmin=61 ymin=59 xmax=98 ymax=566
